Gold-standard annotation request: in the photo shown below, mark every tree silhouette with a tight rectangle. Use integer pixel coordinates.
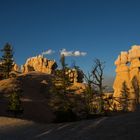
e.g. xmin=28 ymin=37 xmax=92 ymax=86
xmin=1 ymin=43 xmax=14 ymax=79
xmin=91 ymin=58 xmax=105 ymax=113
xmin=84 ymin=73 xmax=95 ymax=113
xmin=91 ymin=58 xmax=105 ymax=94
xmin=59 ymin=54 xmax=71 ymax=93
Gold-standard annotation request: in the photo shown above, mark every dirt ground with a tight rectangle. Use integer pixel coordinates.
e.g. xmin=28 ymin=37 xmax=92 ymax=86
xmin=0 ymin=108 xmax=140 ymax=140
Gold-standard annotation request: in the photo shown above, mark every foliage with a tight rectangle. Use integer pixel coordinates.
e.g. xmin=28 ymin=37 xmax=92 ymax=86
xmin=49 ymin=86 xmax=77 ymax=122
xmin=132 ymin=76 xmax=139 ymax=104
xmin=8 ymin=87 xmax=23 ymax=117
xmin=120 ymin=81 xmax=129 ymax=111
xmin=84 ymin=73 xmax=96 ymax=113
xmin=83 ymin=58 xmax=106 ymax=114
xmin=48 ymin=54 xmax=77 ymax=122
xmin=1 ymin=43 xmax=14 ymax=79
xmin=59 ymin=54 xmax=71 ymax=93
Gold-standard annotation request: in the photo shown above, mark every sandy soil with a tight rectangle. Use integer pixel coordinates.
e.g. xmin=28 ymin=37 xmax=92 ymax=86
xmin=0 ymin=108 xmax=140 ymax=140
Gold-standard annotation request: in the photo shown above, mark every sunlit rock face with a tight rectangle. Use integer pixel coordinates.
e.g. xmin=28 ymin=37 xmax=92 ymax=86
xmin=113 ymin=45 xmax=140 ymax=111
xmin=113 ymin=51 xmax=130 ymax=98
xmin=12 ymin=63 xmax=20 ymax=72
xmin=66 ymin=69 xmax=84 ymax=83
xmin=129 ymin=46 xmax=140 ymax=82
xmin=21 ymin=55 xmax=57 ymax=74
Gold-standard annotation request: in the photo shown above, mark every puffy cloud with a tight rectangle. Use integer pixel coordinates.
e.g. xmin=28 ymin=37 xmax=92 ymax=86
xmin=73 ymin=51 xmax=87 ymax=56
xmin=60 ymin=49 xmax=87 ymax=57
xmin=42 ymin=49 xmax=55 ymax=55
xmin=60 ymin=49 xmax=73 ymax=56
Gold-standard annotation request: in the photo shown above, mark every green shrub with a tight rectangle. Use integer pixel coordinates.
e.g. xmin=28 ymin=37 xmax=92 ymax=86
xmin=8 ymin=91 xmax=23 ymax=117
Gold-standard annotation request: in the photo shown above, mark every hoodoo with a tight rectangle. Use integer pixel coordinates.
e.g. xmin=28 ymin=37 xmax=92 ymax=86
xmin=113 ymin=45 xmax=140 ymax=111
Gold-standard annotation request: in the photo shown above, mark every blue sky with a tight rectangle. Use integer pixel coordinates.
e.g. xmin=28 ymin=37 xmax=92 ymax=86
xmin=0 ymin=0 xmax=140 ymax=85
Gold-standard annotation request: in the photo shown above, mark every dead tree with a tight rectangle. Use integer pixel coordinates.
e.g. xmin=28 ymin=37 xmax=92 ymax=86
xmin=88 ymin=58 xmax=105 ymax=113
xmin=92 ymin=58 xmax=105 ymax=94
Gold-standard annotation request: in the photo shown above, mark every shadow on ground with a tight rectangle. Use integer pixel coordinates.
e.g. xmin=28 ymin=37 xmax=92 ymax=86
xmin=1 ymin=108 xmax=140 ymax=140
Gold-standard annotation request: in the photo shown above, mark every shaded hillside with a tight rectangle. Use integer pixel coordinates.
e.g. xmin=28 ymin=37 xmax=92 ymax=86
xmin=0 ymin=71 xmax=87 ymax=123
xmin=0 ymin=72 xmax=55 ymax=123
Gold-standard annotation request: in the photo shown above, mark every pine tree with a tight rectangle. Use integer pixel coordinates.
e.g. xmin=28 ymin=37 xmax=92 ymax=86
xmin=121 ymin=81 xmax=129 ymax=111
xmin=1 ymin=43 xmax=14 ymax=79
xmin=59 ymin=54 xmax=71 ymax=93
xmin=132 ymin=76 xmax=139 ymax=104
xmin=8 ymin=88 xmax=23 ymax=117
xmin=49 ymin=55 xmax=76 ymax=122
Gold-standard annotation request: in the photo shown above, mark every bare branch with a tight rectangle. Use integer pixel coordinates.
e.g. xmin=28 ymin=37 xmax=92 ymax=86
xmin=91 ymin=58 xmax=105 ymax=94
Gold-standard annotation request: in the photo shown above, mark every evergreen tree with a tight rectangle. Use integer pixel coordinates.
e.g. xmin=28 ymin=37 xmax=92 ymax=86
xmin=1 ymin=43 xmax=14 ymax=79
xmin=84 ymin=73 xmax=95 ymax=113
xmin=49 ymin=55 xmax=76 ymax=122
xmin=8 ymin=88 xmax=23 ymax=117
xmin=121 ymin=81 xmax=129 ymax=111
xmin=59 ymin=54 xmax=71 ymax=93
xmin=132 ymin=76 xmax=139 ymax=104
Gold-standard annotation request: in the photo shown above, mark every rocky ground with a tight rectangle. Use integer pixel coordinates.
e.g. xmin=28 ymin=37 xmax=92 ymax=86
xmin=0 ymin=108 xmax=140 ymax=140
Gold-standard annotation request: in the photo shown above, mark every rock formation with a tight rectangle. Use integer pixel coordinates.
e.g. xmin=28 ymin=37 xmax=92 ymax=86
xmin=12 ymin=63 xmax=20 ymax=72
xmin=21 ymin=55 xmax=57 ymax=74
xmin=66 ymin=68 xmax=84 ymax=83
xmin=113 ymin=45 xmax=140 ymax=111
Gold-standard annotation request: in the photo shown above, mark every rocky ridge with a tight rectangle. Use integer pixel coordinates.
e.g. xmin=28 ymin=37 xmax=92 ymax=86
xmin=21 ymin=55 xmax=57 ymax=74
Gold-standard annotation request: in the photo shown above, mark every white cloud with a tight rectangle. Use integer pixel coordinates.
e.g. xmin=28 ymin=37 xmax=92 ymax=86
xmin=42 ymin=49 xmax=55 ymax=55
xmin=60 ymin=49 xmax=87 ymax=57
xmin=74 ymin=51 xmax=87 ymax=56
xmin=60 ymin=49 xmax=73 ymax=56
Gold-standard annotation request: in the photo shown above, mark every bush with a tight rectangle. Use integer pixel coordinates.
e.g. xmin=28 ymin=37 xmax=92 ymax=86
xmin=54 ymin=109 xmax=77 ymax=123
xmin=7 ymin=87 xmax=23 ymax=117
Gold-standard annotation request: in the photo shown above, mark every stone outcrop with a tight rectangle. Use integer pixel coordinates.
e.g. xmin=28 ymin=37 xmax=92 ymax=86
xmin=21 ymin=55 xmax=57 ymax=74
xmin=113 ymin=45 xmax=140 ymax=111
xmin=12 ymin=63 xmax=20 ymax=72
xmin=66 ymin=68 xmax=84 ymax=83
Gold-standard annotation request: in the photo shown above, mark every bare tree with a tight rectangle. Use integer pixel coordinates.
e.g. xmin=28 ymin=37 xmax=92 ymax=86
xmin=92 ymin=58 xmax=105 ymax=94
xmin=83 ymin=58 xmax=105 ymax=114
